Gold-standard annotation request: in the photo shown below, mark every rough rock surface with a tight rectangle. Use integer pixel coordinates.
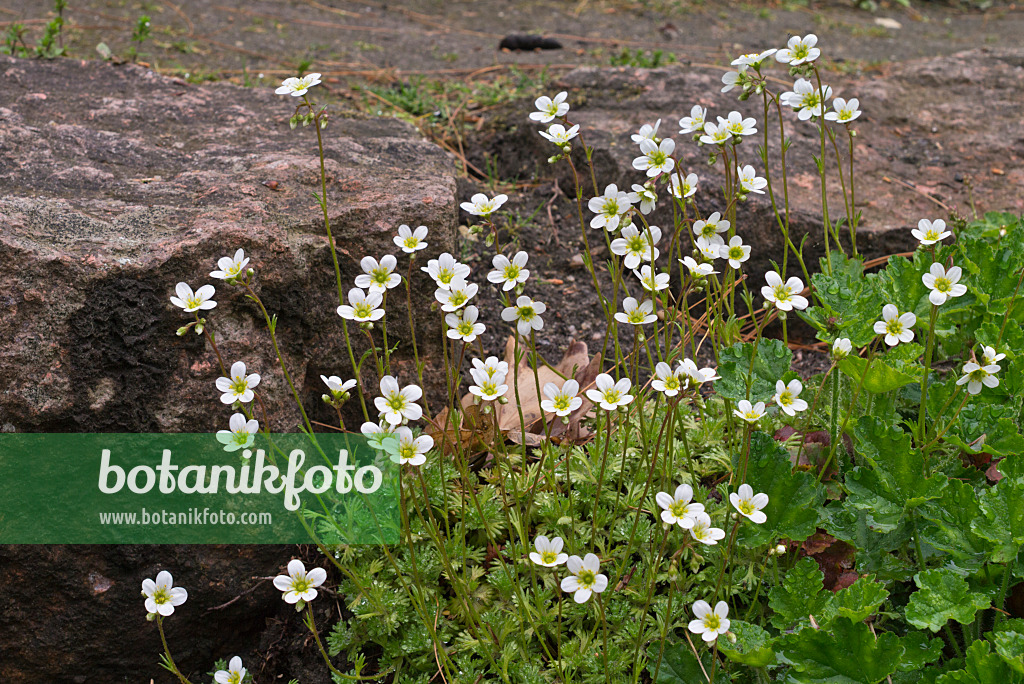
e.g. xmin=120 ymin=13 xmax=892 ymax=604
xmin=0 ymin=55 xmax=458 ymax=434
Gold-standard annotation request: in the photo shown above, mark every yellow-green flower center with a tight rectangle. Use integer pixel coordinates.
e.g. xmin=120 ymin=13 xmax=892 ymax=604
xmin=738 ymin=499 xmax=756 ymax=516
xmin=503 ymin=264 xmax=521 ymax=281
xmin=403 ymin=236 xmax=420 ymax=249
xmin=778 ymin=391 xmax=794 ymax=407
xmin=291 ymin=576 xmax=311 ymax=594
xmin=541 ymin=550 xmax=558 ymax=564
xmin=370 ymin=268 xmax=391 ymax=286
xmin=934 ymin=277 xmax=951 ymax=293
xmin=772 ymin=285 xmax=792 ymax=303
xmin=924 ymin=230 xmax=941 ymax=241
xmin=648 ymin=149 xmax=668 ymax=167
xmin=703 ymin=613 xmax=722 ymax=631
xmin=602 ymin=199 xmax=620 ymax=216
xmin=353 ymin=302 xmax=374 ymax=318
xmin=186 ymin=295 xmax=204 ymax=309
xmin=627 ymin=309 xmax=648 ymax=324
xmin=553 ymin=395 xmax=573 ymax=411
xmin=800 ymin=92 xmax=821 ymax=110
xmin=792 ymin=44 xmax=810 ymax=61
xmin=436 ymin=268 xmax=454 ymax=285
xmin=449 ymin=291 xmax=468 ymax=307
xmin=387 ymin=395 xmax=406 ymax=411
xmin=602 ymin=389 xmax=621 ymax=403
xmin=457 ymin=321 xmax=475 ymax=336
xmin=885 ymin=319 xmax=904 ymax=336
xmin=577 ymin=569 xmax=596 ymax=588
xmin=517 ymin=306 xmax=535 ymax=321
xmin=669 ymin=501 xmax=690 ymax=518
xmin=151 ymin=587 xmax=172 ymax=606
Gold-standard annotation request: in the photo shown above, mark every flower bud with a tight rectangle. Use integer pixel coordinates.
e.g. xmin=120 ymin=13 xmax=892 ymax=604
xmin=775 ymin=544 xmax=787 ymax=555
xmin=146 ymin=612 xmax=157 ymax=622
xmin=726 ymin=631 xmax=737 ymax=644
xmin=176 ymin=325 xmax=191 ymax=336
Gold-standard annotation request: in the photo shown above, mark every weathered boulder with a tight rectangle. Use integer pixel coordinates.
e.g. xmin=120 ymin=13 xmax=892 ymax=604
xmin=0 ymin=55 xmax=458 ymax=434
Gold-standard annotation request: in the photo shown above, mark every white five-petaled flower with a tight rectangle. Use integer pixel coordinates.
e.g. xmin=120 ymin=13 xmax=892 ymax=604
xmin=210 ymin=248 xmax=250 ymax=280
xmin=214 ymin=656 xmax=246 ymax=684
xmin=721 ymin=67 xmax=747 ymax=93
xmin=874 ymin=304 xmax=917 ymax=346
xmin=656 ymin=483 xmax=705 ymax=528
xmin=825 ymin=97 xmax=861 ymax=123
xmin=487 ymin=251 xmax=530 ymax=291
xmin=216 ymin=413 xmax=259 ymax=452
xmin=720 ymin=110 xmax=757 ymax=137
xmin=680 ymin=358 xmax=720 ymax=386
xmin=730 ymin=483 xmax=769 ymax=524
xmin=699 ymin=119 xmax=732 ymax=146
xmin=355 ymin=255 xmax=401 ymax=293
xmin=733 ymin=399 xmax=766 ymax=423
xmin=434 ymin=278 xmax=479 ymax=312
xmin=696 ymin=238 xmax=722 ymax=262
xmin=586 ymin=373 xmax=634 ymax=411
xmin=688 ymin=600 xmax=731 ymax=642
xmin=635 ymin=265 xmax=670 ymax=292
xmin=720 ymin=235 xmax=751 ymax=269
xmin=738 ymin=164 xmax=767 ymax=194
xmin=732 ymin=48 xmax=778 ymax=68
xmin=530 ymin=535 xmax=569 ymax=567
xmin=390 ymin=426 xmax=433 ymax=466
xmin=337 ymin=287 xmax=385 ymax=322
xmin=922 ymin=263 xmax=967 ymax=306
xmin=611 ymin=223 xmax=661 ymax=270
xmin=375 ymin=375 xmax=423 ymax=426
xmin=273 ymin=559 xmax=327 ymax=604
xmin=781 ymin=78 xmax=832 ymax=120
xmin=541 ymin=379 xmax=583 ymax=417
xmin=681 ymin=256 xmax=718 ymax=277
xmin=394 ymin=224 xmax=428 ymax=254
xmin=275 ymin=72 xmax=322 ymax=97
xmin=422 ymin=252 xmax=470 ymax=290
xmin=693 ymin=212 xmax=730 ymax=247
xmin=501 ymin=295 xmax=546 ymax=337
xmin=472 ymin=356 xmax=509 ymax=379
xmin=560 ymin=553 xmax=608 ymax=603
xmin=530 ymin=91 xmax=570 ymax=123
xmin=773 ymin=379 xmax=808 ymax=416
xmin=615 ymin=297 xmax=657 ymax=326
xmin=468 ymin=368 xmax=509 ymax=402
xmin=217 ymin=361 xmax=261 ymax=404
xmin=912 ymin=219 xmax=951 ymax=246
xmin=322 ymin=375 xmax=357 ymax=395
xmin=832 ymin=338 xmax=853 ymax=359
xmin=461 ymin=192 xmax=508 ymax=218
xmin=360 ymin=420 xmax=397 ymax=451
xmin=445 ymin=305 xmax=486 ymax=343
xmin=980 ymin=345 xmax=1006 ymax=366
xmin=762 ymin=271 xmax=808 ymax=311
xmin=631 ymin=119 xmax=662 ymax=144
xmin=539 ymin=123 xmax=580 ymax=146
xmin=776 ymin=33 xmax=820 ymax=65
xmin=170 ymin=282 xmax=217 ymax=312
xmin=588 ymin=183 xmax=634 ymax=231
xmin=142 ymin=570 xmax=188 ymax=616
xmin=630 ymin=183 xmax=658 ymax=215
xmin=652 ymin=362 xmax=685 ymax=397
xmin=679 ymin=105 xmax=708 ymax=135
xmin=633 ymin=137 xmax=676 ymax=177
xmin=689 ymin=512 xmax=727 ymax=545
xmin=670 ymin=172 xmax=698 ymax=199
xmin=957 ymin=362 xmax=1001 ymax=395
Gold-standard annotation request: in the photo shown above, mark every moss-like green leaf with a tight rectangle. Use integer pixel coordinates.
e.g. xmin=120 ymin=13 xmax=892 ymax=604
xmin=717 ymin=339 xmax=793 ymax=404
xmin=778 ymin=617 xmax=904 ymax=684
xmin=905 ymin=568 xmax=990 ymax=632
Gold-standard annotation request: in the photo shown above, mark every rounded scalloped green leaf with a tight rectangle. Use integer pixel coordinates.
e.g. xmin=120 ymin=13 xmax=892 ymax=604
xmin=718 ymin=620 xmax=776 ymax=667
xmin=905 ymin=568 xmax=991 ymax=632
xmin=778 ymin=617 xmax=904 ymax=684
xmin=646 ymin=642 xmax=713 ymax=684
xmin=768 ymin=557 xmax=831 ymax=630
xmin=716 ymin=339 xmax=794 ymax=404
xmin=834 ymin=575 xmax=889 ymax=623
xmin=972 ymin=476 xmax=1024 ymax=563
xmin=839 ymin=355 xmax=919 ymax=394
xmin=993 ymin=632 xmax=1024 ymax=675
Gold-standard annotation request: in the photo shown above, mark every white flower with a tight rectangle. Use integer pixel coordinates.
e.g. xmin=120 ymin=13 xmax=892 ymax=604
xmin=732 ymin=48 xmax=778 ymax=68
xmin=585 ymin=373 xmax=634 ymax=411
xmin=781 ymin=78 xmax=832 ymax=120
xmin=761 ymin=271 xmax=808 ymax=311
xmin=957 ymin=362 xmax=1001 ymax=395
xmin=611 ymin=223 xmax=661 ymax=270
xmin=487 ymin=251 xmax=530 ymax=291
xmin=445 ymin=305 xmax=486 ymax=343
xmin=738 ymin=165 xmax=767 ymax=194
xmin=631 ymin=119 xmax=662 ymax=144
xmin=355 ymin=255 xmax=401 ymax=293
xmin=210 ymin=248 xmax=250 ymax=280
xmin=434 ymin=278 xmax=478 ymax=312
xmin=773 ymin=379 xmax=808 ymax=417
xmin=216 ymin=361 xmax=261 ymax=404
xmin=720 ymin=110 xmax=757 ymax=137
xmin=651 ymin=362 xmax=685 ymax=397
xmin=630 ymin=183 xmax=658 ymax=215
xmin=730 ymin=483 xmax=769 ymax=524
xmin=980 ymin=345 xmax=1006 ymax=366
xmin=657 ymin=484 xmax=705 ymax=527
xmin=273 ymin=559 xmax=327 ymax=604
xmin=670 ymin=172 xmax=699 ymax=199
xmin=142 ymin=570 xmax=188 ymax=616
xmin=922 ymin=263 xmax=967 ymax=306
xmin=468 ymin=368 xmax=508 ymax=402
xmin=633 ymin=138 xmax=676 ymax=177
xmin=615 ymin=297 xmax=657 ymax=326
xmin=461 ymin=192 xmax=508 ymax=218
xmin=214 ymin=656 xmax=246 ymax=684
xmin=688 ymin=600 xmax=731 ymax=642
xmin=825 ymin=97 xmax=861 ymax=124
xmin=170 ymin=283 xmax=217 ymax=312
xmin=560 ymin=553 xmax=608 ymax=603
xmin=689 ymin=512 xmax=727 ymax=545
xmin=721 ymin=67 xmax=746 ymax=93
xmin=588 ymin=183 xmax=634 ymax=232
xmin=216 ymin=413 xmax=259 ymax=452
xmin=720 ymin=235 xmax=751 ymax=269
xmin=539 ymin=123 xmax=580 ymax=146
xmin=693 ymin=212 xmax=729 ymax=247
xmin=680 ymin=358 xmax=720 ymax=386
xmin=530 ymin=535 xmax=569 ymax=567
xmin=679 ymin=105 xmax=707 ymax=134
xmin=422 ymin=252 xmax=471 ymax=289
xmin=874 ymin=304 xmax=916 ymax=346
xmin=360 ymin=420 xmax=397 ymax=451
xmin=321 ymin=375 xmax=357 ymax=395
xmin=699 ymin=120 xmax=731 ymax=146
xmin=501 ymin=295 xmax=546 ymax=337
xmin=472 ymin=356 xmax=509 ymax=379
xmin=912 ymin=219 xmax=951 ymax=246
xmin=696 ymin=238 xmax=721 ymax=262
xmin=634 ymin=265 xmax=670 ymax=292
xmin=374 ymin=375 xmax=423 ymax=426
xmin=680 ymin=256 xmax=717 ymax=277
xmin=733 ymin=399 xmax=766 ymax=423
xmin=775 ymin=33 xmax=820 ymax=65
xmin=390 ymin=426 xmax=432 ymax=466
xmin=337 ymin=287 xmax=385 ymax=322
xmin=394 ymin=224 xmax=428 ymax=253
xmin=832 ymin=338 xmax=852 ymax=359
xmin=530 ymin=91 xmax=569 ymax=123
xmin=541 ymin=379 xmax=583 ymax=417
xmin=275 ymin=73 xmax=321 ymax=97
